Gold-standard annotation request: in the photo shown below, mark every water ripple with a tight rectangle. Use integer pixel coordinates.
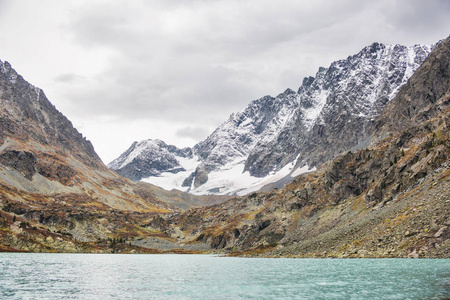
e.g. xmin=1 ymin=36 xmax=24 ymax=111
xmin=0 ymin=254 xmax=448 ymax=299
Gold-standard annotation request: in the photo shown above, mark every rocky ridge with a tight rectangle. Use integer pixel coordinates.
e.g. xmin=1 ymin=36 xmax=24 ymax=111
xmin=0 ymin=61 xmax=101 ymax=168
xmin=246 ymin=43 xmax=434 ymax=176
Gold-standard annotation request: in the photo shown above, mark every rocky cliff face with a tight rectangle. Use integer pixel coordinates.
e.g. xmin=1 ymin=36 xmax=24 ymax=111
xmin=110 ymin=42 xmax=433 ymax=195
xmin=372 ymin=39 xmax=450 ymax=138
xmin=0 ymin=61 xmax=101 ymax=168
xmin=243 ymin=42 xmax=433 ymax=176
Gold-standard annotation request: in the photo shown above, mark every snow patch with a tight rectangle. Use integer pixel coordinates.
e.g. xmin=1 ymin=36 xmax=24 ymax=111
xmin=291 ymin=165 xmax=315 ymax=178
xmin=141 ymin=155 xmax=315 ymax=196
xmin=141 ymin=155 xmax=200 ymax=192
xmin=303 ymin=90 xmax=330 ymax=130
xmin=34 ymin=87 xmax=41 ymax=102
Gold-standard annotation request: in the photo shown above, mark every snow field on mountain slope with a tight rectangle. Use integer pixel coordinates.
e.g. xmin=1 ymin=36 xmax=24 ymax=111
xmin=142 ymin=153 xmax=314 ymax=196
xmin=191 ymin=158 xmax=315 ymax=196
xmin=141 ymin=155 xmax=199 ymax=191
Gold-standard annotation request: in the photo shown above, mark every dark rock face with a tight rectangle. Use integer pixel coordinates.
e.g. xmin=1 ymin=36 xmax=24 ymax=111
xmin=35 ymin=158 xmax=78 ymax=186
xmin=0 ymin=60 xmax=101 ymax=168
xmin=181 ymin=165 xmax=209 ymax=188
xmin=372 ymin=37 xmax=450 ymax=138
xmin=0 ymin=150 xmax=37 ymax=180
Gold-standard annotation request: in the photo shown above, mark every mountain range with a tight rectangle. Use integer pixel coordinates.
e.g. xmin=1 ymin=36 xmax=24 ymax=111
xmin=109 ymin=42 xmax=434 ymax=196
xmin=0 ymin=36 xmax=448 ymax=257
xmin=156 ymin=36 xmax=450 ymax=258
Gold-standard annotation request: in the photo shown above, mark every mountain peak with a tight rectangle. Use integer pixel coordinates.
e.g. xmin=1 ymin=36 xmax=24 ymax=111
xmin=108 ymin=138 xmax=194 ymax=181
xmin=368 ymin=41 xmax=385 ymax=50
xmin=0 ymin=60 xmax=20 ymax=84
xmin=278 ymin=88 xmax=296 ymax=97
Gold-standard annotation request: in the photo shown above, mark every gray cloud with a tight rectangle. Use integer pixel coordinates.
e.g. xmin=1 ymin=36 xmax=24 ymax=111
xmin=383 ymin=0 xmax=450 ymax=37
xmin=61 ymin=1 xmax=367 ymax=121
xmin=62 ymin=1 xmax=450 ymax=122
xmin=54 ymin=73 xmax=84 ymax=83
xmin=0 ymin=0 xmax=13 ymax=17
xmin=176 ymin=126 xmax=210 ymax=141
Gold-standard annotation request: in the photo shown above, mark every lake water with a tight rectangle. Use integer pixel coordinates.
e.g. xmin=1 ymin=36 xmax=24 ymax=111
xmin=0 ymin=254 xmax=448 ymax=299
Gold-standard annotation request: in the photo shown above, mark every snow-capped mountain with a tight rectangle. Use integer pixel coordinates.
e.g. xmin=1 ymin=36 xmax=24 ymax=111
xmin=108 ymin=139 xmax=193 ymax=181
xmin=245 ymin=42 xmax=434 ymax=176
xmin=109 ymin=42 xmax=434 ymax=195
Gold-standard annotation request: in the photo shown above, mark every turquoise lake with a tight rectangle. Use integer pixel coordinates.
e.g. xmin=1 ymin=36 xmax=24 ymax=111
xmin=0 ymin=253 xmax=448 ymax=299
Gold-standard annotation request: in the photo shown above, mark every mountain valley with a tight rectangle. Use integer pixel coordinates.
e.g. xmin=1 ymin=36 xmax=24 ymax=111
xmin=0 ymin=36 xmax=448 ymax=258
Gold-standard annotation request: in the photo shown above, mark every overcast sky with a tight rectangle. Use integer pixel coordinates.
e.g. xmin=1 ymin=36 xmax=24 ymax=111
xmin=0 ymin=0 xmax=449 ymax=164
